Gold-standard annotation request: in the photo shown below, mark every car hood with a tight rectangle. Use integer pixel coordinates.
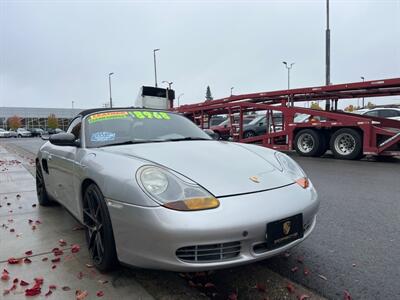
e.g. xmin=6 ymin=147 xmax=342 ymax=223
xmin=99 ymin=141 xmax=293 ymax=197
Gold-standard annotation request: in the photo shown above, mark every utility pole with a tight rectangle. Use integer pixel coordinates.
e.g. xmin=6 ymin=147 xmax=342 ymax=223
xmin=361 ymin=76 xmax=365 ymax=108
xmin=177 ymin=93 xmax=184 ymax=107
xmin=230 ymin=87 xmax=234 ymax=96
xmin=325 ymin=0 xmax=331 ymax=111
xmin=108 ymin=72 xmax=114 ymax=108
xmin=153 ymin=49 xmax=160 ymax=87
xmin=162 ymin=81 xmax=173 ymax=108
xmin=282 ymin=61 xmax=295 ymax=106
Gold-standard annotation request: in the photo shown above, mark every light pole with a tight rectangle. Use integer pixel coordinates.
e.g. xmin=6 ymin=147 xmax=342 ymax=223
xmin=177 ymin=93 xmax=184 ymax=107
xmin=325 ymin=0 xmax=331 ymax=110
xmin=108 ymin=72 xmax=114 ymax=108
xmin=361 ymin=76 xmax=365 ymax=108
xmin=230 ymin=87 xmax=234 ymax=96
xmin=162 ymin=81 xmax=173 ymax=108
xmin=153 ymin=49 xmax=160 ymax=87
xmin=282 ymin=61 xmax=295 ymax=106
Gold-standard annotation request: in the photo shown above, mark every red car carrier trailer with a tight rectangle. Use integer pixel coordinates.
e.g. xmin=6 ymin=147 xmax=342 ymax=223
xmin=176 ymin=78 xmax=400 ymax=160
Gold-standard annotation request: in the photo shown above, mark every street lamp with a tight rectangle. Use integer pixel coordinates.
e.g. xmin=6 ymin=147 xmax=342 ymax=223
xmin=282 ymin=61 xmax=295 ymax=107
xmin=177 ymin=93 xmax=184 ymax=107
xmin=153 ymin=49 xmax=160 ymax=87
xmin=162 ymin=81 xmax=173 ymax=108
xmin=361 ymin=76 xmax=365 ymax=108
xmin=108 ymin=72 xmax=114 ymax=108
xmin=230 ymin=87 xmax=234 ymax=96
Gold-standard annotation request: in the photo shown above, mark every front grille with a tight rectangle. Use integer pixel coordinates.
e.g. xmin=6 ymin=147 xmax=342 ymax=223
xmin=176 ymin=241 xmax=241 ymax=263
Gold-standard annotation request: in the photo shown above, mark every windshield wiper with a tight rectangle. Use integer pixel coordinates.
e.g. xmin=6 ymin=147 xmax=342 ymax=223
xmin=162 ymin=137 xmax=211 ymax=142
xmin=98 ymin=140 xmax=164 ymax=148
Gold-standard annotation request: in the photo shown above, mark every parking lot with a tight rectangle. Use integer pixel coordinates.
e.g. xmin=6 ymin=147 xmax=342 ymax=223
xmin=1 ymin=137 xmax=399 ymax=299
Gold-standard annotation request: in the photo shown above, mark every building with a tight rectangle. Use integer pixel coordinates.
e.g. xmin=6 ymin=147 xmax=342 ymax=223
xmin=0 ymin=107 xmax=83 ymax=130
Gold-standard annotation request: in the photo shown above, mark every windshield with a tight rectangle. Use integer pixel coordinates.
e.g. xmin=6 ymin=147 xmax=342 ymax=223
xmin=248 ymin=115 xmax=265 ymax=125
xmin=85 ymin=110 xmax=211 ymax=148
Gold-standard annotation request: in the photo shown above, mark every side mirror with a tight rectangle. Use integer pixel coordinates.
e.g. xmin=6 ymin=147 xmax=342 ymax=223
xmin=49 ymin=133 xmax=78 ymax=147
xmin=41 ymin=134 xmax=50 ymax=141
xmin=259 ymin=122 xmax=264 ymax=126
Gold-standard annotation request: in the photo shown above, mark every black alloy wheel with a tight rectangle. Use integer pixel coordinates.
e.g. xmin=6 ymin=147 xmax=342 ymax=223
xmin=83 ymin=184 xmax=118 ymax=271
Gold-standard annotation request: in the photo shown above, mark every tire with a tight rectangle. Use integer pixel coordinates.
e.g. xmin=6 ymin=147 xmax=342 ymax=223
xmin=243 ymin=130 xmax=256 ymax=139
xmin=330 ymin=128 xmax=363 ymax=160
xmin=18 ymin=134 xmax=22 ymax=138
xmin=83 ymin=184 xmax=118 ymax=271
xmin=36 ymin=161 xmax=52 ymax=206
xmin=294 ymin=129 xmax=327 ymax=157
xmin=213 ymin=131 xmax=221 ymax=140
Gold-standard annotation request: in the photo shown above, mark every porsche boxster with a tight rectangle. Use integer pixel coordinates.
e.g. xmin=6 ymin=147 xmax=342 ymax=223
xmin=36 ymin=108 xmax=319 ymax=271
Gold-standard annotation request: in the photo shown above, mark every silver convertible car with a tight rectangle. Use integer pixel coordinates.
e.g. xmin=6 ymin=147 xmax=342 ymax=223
xmin=36 ymin=108 xmax=319 ymax=272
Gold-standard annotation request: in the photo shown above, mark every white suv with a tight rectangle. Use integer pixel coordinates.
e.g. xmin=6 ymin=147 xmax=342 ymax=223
xmin=17 ymin=128 xmax=32 ymax=137
xmin=361 ymin=108 xmax=400 ymax=121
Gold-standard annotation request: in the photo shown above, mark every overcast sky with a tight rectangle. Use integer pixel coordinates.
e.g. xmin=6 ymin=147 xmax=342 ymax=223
xmin=1 ymin=0 xmax=399 ymax=109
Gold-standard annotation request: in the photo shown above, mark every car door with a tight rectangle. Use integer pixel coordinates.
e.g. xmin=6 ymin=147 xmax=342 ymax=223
xmin=46 ymin=117 xmax=81 ymax=214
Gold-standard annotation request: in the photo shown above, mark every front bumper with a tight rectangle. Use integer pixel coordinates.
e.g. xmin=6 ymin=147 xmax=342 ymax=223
xmin=107 ymin=182 xmax=319 ymax=271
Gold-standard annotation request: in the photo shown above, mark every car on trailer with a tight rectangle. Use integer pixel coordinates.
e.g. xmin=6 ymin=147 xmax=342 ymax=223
xmin=36 ymin=107 xmax=319 ymax=272
xmin=361 ymin=107 xmax=400 ymax=121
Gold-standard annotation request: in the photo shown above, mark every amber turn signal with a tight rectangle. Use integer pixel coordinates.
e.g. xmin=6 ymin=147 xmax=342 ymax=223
xmin=163 ymin=197 xmax=220 ymax=211
xmin=296 ymin=177 xmax=309 ymax=189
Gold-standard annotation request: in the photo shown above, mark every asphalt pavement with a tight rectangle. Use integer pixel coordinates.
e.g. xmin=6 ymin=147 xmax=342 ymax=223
xmin=1 ymin=137 xmax=399 ymax=299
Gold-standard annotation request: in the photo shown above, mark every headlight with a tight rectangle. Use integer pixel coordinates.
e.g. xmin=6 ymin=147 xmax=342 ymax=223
xmin=274 ymin=152 xmax=309 ymax=189
xmin=137 ymin=166 xmax=220 ymax=211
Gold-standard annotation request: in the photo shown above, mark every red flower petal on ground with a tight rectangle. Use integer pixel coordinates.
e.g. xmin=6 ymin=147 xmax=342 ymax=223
xmin=228 ymin=292 xmax=238 ymax=300
xmin=344 ymin=290 xmax=352 ymax=300
xmin=62 ymin=286 xmax=71 ymax=291
xmin=25 ymin=250 xmax=33 ymax=255
xmin=49 ymin=285 xmax=57 ymax=290
xmin=34 ymin=277 xmax=44 ymax=285
xmin=76 ymin=290 xmax=88 ymax=300
xmin=1 ymin=274 xmax=10 ymax=281
xmin=96 ymin=291 xmax=104 ymax=297
xmin=13 ymin=278 xmax=18 ymax=283
xmin=7 ymin=257 xmax=20 ymax=264
xmin=45 ymin=290 xmax=52 ymax=297
xmin=53 ymin=249 xmax=63 ymax=256
xmin=28 ymin=219 xmax=34 ymax=224
xmin=71 ymin=244 xmax=80 ymax=253
xmin=35 ymin=220 xmax=42 ymax=224
xmin=59 ymin=239 xmax=67 ymax=246
xmin=31 ymin=225 xmax=36 ymax=230
xmin=255 ymin=283 xmax=267 ymax=292
xmin=51 ymin=257 xmax=60 ymax=263
xmin=298 ymin=294 xmax=310 ymax=300
xmin=286 ymin=283 xmax=295 ymax=293
xmin=25 ymin=286 xmax=41 ymax=296
xmin=51 ymin=265 xmax=56 ymax=269
xmin=20 ymin=280 xmax=29 ymax=286
xmin=42 ymin=257 xmax=48 ymax=261
xmin=24 ymin=257 xmax=32 ymax=264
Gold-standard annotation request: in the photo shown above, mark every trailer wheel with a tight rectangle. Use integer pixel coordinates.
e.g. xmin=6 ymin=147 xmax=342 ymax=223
xmin=294 ymin=129 xmax=326 ymax=157
xmin=243 ymin=130 xmax=256 ymax=139
xmin=330 ymin=128 xmax=363 ymax=160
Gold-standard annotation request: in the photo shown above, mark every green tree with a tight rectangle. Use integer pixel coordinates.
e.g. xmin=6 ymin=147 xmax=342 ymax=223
xmin=47 ymin=114 xmax=58 ymax=129
xmin=205 ymin=86 xmax=213 ymax=101
xmin=310 ymin=102 xmax=322 ymax=110
xmin=8 ymin=115 xmax=22 ymax=130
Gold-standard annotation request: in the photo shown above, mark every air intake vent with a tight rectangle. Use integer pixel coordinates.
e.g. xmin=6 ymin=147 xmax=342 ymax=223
xmin=176 ymin=241 xmax=241 ymax=263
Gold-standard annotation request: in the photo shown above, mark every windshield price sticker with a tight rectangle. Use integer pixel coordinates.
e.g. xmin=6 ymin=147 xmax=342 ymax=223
xmin=129 ymin=111 xmax=171 ymax=120
xmin=89 ymin=111 xmax=129 ymax=123
xmin=91 ymin=131 xmax=116 ymax=142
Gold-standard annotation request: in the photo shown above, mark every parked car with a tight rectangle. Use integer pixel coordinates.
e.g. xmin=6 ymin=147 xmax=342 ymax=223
xmin=361 ymin=108 xmax=400 ymax=121
xmin=242 ymin=113 xmax=283 ymax=138
xmin=29 ymin=128 xmax=45 ymax=137
xmin=0 ymin=128 xmax=11 ymax=138
xmin=16 ymin=128 xmax=32 ymax=137
xmin=210 ymin=115 xmax=227 ymax=126
xmin=8 ymin=130 xmax=18 ymax=138
xmin=211 ymin=116 xmax=255 ymax=140
xmin=36 ymin=108 xmax=319 ymax=272
xmin=47 ymin=128 xmax=64 ymax=135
